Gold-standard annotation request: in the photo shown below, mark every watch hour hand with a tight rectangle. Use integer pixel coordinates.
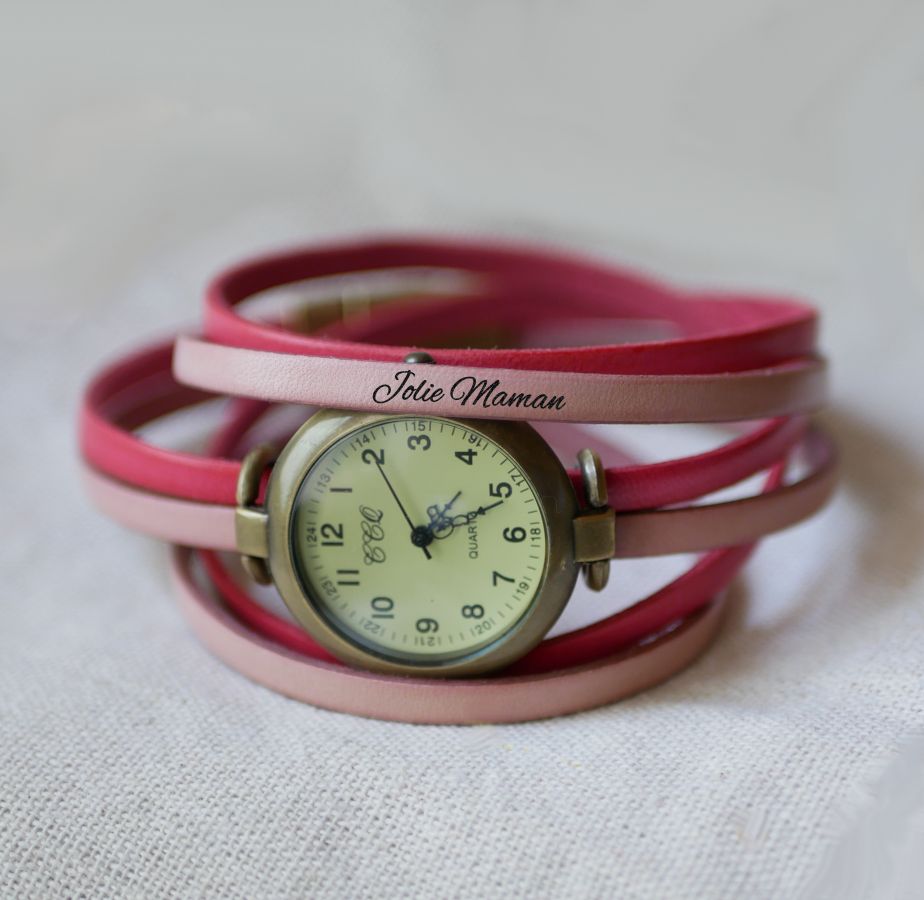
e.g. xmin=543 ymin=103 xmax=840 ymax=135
xmin=471 ymin=499 xmax=503 ymax=518
xmin=428 ymin=497 xmax=505 ymax=539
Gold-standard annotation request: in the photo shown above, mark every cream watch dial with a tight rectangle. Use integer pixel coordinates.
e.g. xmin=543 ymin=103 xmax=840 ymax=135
xmin=288 ymin=416 xmax=549 ymax=663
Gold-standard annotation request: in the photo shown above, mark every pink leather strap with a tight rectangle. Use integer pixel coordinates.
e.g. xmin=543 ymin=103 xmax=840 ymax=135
xmin=171 ymin=546 xmax=729 ymax=724
xmin=173 ymin=335 xmax=827 ymax=424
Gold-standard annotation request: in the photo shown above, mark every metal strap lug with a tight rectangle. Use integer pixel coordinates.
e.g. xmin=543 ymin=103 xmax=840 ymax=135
xmin=573 ymin=448 xmax=614 ymax=591
xmin=235 ymin=444 xmax=276 ymax=585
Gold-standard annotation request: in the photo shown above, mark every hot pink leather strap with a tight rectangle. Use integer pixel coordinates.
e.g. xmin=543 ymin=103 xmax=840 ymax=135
xmin=204 ymin=235 xmax=820 ymax=375
xmin=83 ymin=465 xmax=238 ymax=548
xmin=171 ymin=545 xmax=728 ymax=724
xmin=82 ymin=428 xmax=836 ymax=558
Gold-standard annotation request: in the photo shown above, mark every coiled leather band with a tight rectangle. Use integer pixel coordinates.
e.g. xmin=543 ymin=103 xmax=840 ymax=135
xmin=79 ymin=235 xmax=837 ymax=722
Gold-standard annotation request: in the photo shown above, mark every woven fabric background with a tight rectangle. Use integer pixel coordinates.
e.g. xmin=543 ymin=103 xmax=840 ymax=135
xmin=2 ymin=2 xmax=924 ymax=897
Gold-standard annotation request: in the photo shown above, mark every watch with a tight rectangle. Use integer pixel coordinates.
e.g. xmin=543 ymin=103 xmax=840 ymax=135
xmin=240 ymin=404 xmax=590 ymax=677
xmin=79 ymin=235 xmax=838 ymax=721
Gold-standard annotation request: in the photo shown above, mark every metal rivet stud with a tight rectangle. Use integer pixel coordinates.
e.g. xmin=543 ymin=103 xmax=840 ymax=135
xmin=403 ymin=351 xmax=435 ymax=364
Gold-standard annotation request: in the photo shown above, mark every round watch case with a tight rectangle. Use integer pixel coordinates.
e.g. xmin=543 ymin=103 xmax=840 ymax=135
xmin=262 ymin=410 xmax=580 ymax=677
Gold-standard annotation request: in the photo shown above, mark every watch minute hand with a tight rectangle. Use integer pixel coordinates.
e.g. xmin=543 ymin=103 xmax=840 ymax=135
xmin=374 ymin=461 xmax=432 ymax=560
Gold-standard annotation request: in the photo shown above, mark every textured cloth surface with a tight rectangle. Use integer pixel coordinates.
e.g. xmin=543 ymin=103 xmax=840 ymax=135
xmin=3 ymin=2 xmax=924 ymax=898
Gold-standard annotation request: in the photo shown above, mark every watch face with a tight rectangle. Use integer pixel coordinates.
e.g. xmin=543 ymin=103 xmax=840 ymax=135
xmin=267 ymin=413 xmax=578 ymax=676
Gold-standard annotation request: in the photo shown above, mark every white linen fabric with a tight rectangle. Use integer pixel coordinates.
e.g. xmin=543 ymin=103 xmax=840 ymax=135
xmin=2 ymin=2 xmax=924 ymax=897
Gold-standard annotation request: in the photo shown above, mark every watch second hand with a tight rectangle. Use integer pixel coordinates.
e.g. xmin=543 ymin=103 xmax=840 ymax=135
xmin=374 ymin=461 xmax=432 ymax=560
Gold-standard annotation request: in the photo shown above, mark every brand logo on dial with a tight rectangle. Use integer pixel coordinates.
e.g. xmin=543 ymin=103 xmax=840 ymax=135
xmin=372 ymin=369 xmax=566 ymax=412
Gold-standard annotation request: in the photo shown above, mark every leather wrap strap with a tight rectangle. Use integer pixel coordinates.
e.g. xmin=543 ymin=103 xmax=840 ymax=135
xmin=81 ymin=341 xmax=836 ymax=558
xmin=77 ymin=234 xmax=837 ymax=722
xmin=172 ymin=546 xmax=728 ymax=725
xmin=173 ymin=335 xmax=827 ymax=424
